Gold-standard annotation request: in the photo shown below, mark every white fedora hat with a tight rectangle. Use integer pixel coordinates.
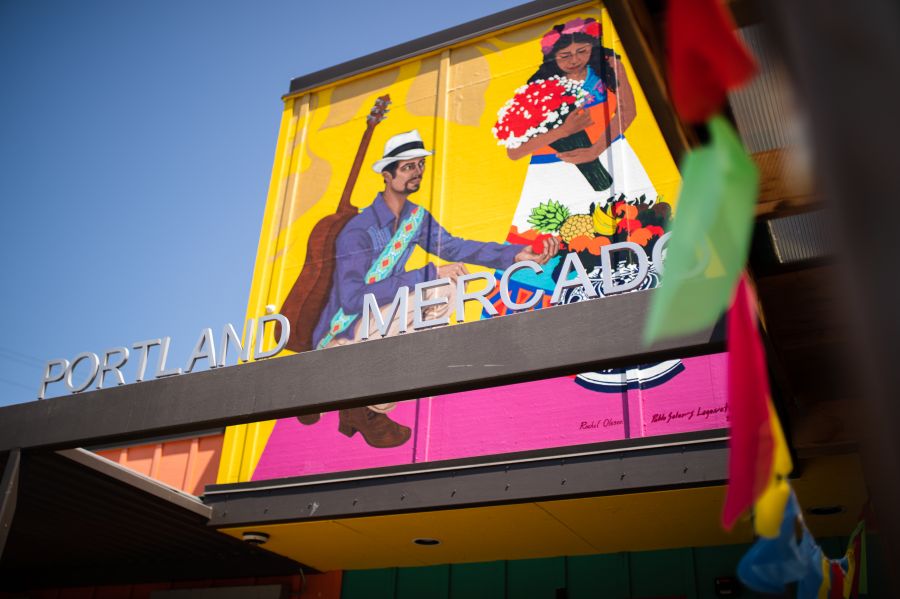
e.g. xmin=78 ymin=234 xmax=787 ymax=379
xmin=372 ymin=129 xmax=433 ymax=173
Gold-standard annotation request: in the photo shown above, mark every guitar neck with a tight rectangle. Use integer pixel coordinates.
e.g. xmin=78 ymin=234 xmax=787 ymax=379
xmin=337 ymin=123 xmax=377 ymax=212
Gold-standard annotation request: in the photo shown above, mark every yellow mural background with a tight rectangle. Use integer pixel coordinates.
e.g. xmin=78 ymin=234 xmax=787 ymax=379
xmin=218 ymin=1 xmax=682 ymax=484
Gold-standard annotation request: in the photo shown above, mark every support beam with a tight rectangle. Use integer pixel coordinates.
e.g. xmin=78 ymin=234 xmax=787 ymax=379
xmin=0 ymin=290 xmax=723 ymax=452
xmin=205 ymin=434 xmax=729 ymax=527
xmin=0 ymin=449 xmax=21 ymax=559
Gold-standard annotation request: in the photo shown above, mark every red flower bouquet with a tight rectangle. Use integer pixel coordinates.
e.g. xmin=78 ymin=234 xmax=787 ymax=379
xmin=493 ymin=77 xmax=583 ymax=148
xmin=493 ymin=76 xmax=612 ymax=191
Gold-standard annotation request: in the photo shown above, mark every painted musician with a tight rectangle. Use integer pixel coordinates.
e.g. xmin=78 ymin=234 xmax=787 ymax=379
xmin=298 ymin=130 xmax=560 ymax=448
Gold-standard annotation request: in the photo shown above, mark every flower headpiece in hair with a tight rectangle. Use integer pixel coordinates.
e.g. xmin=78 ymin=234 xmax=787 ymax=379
xmin=540 ymin=17 xmax=602 ymax=55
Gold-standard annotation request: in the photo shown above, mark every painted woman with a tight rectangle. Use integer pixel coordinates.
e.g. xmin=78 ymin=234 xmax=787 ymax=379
xmin=505 ymin=17 xmax=657 ymax=243
xmin=491 ymin=17 xmax=682 ymax=394
xmin=491 ymin=17 xmax=661 ymax=294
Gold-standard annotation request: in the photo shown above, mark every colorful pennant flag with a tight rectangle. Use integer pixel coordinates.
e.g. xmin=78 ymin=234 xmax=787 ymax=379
xmin=666 ymin=0 xmax=757 ymax=123
xmin=722 ymin=276 xmax=793 ymax=535
xmin=737 ymin=490 xmax=816 ymax=594
xmin=738 ymin=490 xmax=866 ymax=599
xmin=644 ymin=116 xmax=758 ymax=344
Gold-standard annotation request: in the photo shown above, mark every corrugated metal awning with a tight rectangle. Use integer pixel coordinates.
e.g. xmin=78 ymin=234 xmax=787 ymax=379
xmin=0 ymin=449 xmax=303 ymax=591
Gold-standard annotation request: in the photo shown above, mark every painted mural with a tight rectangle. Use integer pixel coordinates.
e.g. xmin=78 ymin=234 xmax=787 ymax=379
xmin=219 ymin=3 xmax=729 ymax=484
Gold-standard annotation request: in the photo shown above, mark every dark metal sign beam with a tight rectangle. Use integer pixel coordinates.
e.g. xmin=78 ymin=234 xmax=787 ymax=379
xmin=0 ymin=291 xmax=723 ymax=453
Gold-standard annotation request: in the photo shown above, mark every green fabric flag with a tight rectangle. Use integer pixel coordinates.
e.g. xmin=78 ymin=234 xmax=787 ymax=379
xmin=644 ymin=116 xmax=758 ymax=344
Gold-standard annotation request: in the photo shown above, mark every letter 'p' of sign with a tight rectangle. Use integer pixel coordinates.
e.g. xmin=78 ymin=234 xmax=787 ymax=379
xmin=38 ymin=359 xmax=70 ymax=400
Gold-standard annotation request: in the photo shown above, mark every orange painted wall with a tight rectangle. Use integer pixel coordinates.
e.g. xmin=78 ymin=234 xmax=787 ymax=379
xmin=95 ymin=433 xmax=223 ymax=496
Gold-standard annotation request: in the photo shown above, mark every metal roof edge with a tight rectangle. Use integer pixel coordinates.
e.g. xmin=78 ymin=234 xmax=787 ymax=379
xmin=286 ymin=0 xmax=594 ymax=96
xmin=56 ymin=448 xmax=212 ymax=519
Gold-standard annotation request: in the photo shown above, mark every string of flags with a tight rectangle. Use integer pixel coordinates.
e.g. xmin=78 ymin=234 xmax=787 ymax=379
xmin=723 ymin=276 xmax=793 ymax=540
xmin=649 ymin=1 xmax=869 ymax=596
xmin=726 ymin=277 xmax=866 ymax=597
xmin=739 ymin=492 xmax=867 ymax=598
xmin=644 ymin=0 xmax=758 ymax=344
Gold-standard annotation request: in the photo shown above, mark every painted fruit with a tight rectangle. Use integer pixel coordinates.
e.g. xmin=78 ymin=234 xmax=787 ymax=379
xmin=559 ymin=214 xmax=595 ymax=243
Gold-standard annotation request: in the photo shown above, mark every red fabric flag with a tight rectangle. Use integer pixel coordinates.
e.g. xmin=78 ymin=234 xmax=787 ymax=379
xmin=829 ymin=561 xmax=847 ymax=599
xmin=722 ymin=276 xmax=789 ymax=530
xmin=666 ymin=0 xmax=757 ymax=122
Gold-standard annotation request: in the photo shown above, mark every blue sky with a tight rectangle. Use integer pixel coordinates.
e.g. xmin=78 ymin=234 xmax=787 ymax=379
xmin=0 ymin=0 xmax=524 ymax=405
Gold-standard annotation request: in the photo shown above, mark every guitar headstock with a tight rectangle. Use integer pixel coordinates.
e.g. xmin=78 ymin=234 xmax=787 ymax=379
xmin=367 ymin=94 xmax=391 ymax=125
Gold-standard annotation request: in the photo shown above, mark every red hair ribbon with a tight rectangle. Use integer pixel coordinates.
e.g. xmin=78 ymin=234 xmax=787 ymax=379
xmin=540 ymin=18 xmax=602 ymax=55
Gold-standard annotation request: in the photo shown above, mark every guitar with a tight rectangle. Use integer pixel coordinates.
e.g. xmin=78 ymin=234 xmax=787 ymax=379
xmin=278 ymin=94 xmax=391 ymax=352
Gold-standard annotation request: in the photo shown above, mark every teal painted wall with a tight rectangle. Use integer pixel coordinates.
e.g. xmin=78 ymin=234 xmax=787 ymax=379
xmin=342 ymin=535 xmax=885 ymax=598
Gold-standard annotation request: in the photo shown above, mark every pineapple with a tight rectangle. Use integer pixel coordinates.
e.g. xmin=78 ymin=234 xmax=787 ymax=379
xmin=560 ymin=214 xmax=595 ymax=243
xmin=527 ymin=200 xmax=570 ymax=233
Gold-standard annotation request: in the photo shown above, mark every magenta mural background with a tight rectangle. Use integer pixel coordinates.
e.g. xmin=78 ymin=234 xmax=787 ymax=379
xmin=251 ymin=353 xmax=728 ymax=481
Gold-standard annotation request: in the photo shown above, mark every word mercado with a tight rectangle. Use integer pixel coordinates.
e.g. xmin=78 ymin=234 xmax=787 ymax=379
xmin=357 ymin=238 xmax=668 ymax=339
xmin=39 ymin=238 xmax=669 ymax=399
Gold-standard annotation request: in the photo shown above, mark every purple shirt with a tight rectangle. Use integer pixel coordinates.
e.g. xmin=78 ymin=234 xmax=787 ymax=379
xmin=313 ymin=193 xmax=523 ymax=346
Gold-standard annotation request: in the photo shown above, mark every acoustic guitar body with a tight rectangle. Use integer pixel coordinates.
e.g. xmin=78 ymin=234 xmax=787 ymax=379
xmin=280 ymin=206 xmax=358 ymax=352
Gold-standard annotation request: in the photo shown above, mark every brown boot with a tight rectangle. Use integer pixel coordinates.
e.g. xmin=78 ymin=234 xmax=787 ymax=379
xmin=296 ymin=414 xmax=321 ymax=425
xmin=338 ymin=407 xmax=411 ymax=448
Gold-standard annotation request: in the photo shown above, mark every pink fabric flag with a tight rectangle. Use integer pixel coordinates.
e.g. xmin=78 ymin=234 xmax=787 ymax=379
xmin=722 ymin=276 xmax=791 ymax=531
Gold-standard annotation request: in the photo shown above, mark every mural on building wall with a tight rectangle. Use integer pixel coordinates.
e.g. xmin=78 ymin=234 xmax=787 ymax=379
xmin=224 ymin=4 xmax=729 ymax=484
